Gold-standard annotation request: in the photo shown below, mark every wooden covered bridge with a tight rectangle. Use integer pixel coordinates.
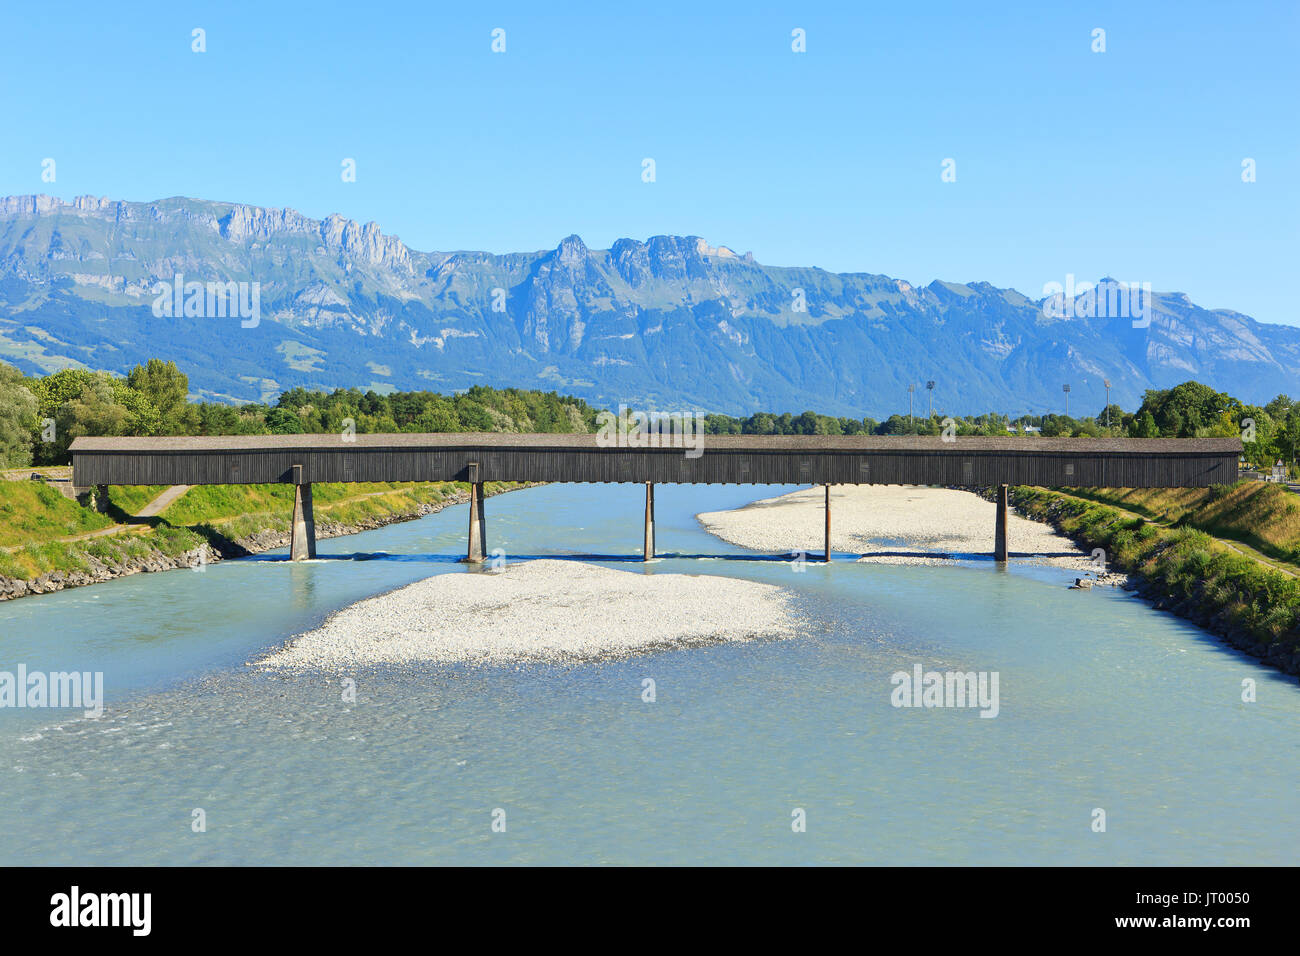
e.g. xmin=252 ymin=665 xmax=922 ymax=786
xmin=69 ymin=434 xmax=1241 ymax=562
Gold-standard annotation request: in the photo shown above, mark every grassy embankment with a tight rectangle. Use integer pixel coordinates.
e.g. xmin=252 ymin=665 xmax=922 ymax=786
xmin=0 ymin=479 xmax=512 ymax=583
xmin=1060 ymin=484 xmax=1300 ymax=570
xmin=1011 ymin=482 xmax=1300 ymax=672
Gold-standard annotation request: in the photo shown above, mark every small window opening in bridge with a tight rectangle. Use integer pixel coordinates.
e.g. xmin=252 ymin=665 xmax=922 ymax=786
xmin=1065 ymin=463 xmax=1075 ymax=477
xmin=962 ymin=460 xmax=973 ymax=482
xmin=228 ymin=459 xmax=240 ymax=479
xmin=739 ymin=457 xmax=750 ymax=474
xmin=858 ymin=460 xmax=870 ymax=476
xmin=799 ymin=459 xmax=811 ymax=479
xmin=343 ymin=455 xmax=355 ymax=480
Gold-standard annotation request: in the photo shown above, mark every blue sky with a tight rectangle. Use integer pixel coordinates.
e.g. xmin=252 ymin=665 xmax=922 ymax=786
xmin=3 ymin=1 xmax=1296 ymax=324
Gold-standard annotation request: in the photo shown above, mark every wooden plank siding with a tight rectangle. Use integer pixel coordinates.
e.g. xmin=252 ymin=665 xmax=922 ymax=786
xmin=70 ymin=435 xmax=1242 ymax=489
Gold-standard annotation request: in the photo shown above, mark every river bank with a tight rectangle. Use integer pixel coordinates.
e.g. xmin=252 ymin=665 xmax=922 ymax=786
xmin=0 ymin=482 xmax=527 ymax=602
xmin=697 ymin=482 xmax=1297 ymax=677
xmin=1005 ymin=486 xmax=1300 ymax=678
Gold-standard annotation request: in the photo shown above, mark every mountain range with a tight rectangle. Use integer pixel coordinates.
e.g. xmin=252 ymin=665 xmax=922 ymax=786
xmin=1 ymin=193 xmax=1297 ymax=418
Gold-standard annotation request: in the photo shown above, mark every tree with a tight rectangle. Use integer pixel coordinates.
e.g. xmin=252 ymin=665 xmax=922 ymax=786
xmin=1234 ymin=406 xmax=1278 ymax=469
xmin=1040 ymin=414 xmax=1078 ymax=437
xmin=264 ymin=408 xmax=305 ymax=434
xmin=791 ymin=411 xmax=821 ymax=435
xmin=1095 ymin=404 xmax=1127 ymax=432
xmin=1264 ymin=394 xmax=1295 ymax=421
xmin=703 ymin=414 xmax=741 ymax=435
xmin=1129 ymin=410 xmax=1159 ymax=438
xmin=413 ymin=406 xmax=461 ymax=433
xmin=197 ymin=402 xmax=241 ymax=435
xmin=29 ymin=368 xmax=103 ymax=417
xmin=127 ymin=359 xmax=188 ymax=424
xmin=1278 ymin=413 xmax=1300 ymax=467
xmin=51 ymin=380 xmax=131 ymax=459
xmin=875 ymin=414 xmax=911 ymax=436
xmin=1134 ymin=381 xmax=1235 ymax=437
xmin=0 ymin=362 xmax=38 ymax=467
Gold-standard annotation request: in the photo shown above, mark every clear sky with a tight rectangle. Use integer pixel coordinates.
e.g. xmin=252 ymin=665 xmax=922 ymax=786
xmin=3 ymin=0 xmax=1296 ymax=324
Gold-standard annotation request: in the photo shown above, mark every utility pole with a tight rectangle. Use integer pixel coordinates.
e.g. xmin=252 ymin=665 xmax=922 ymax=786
xmin=1063 ymin=383 xmax=1071 ymax=418
xmin=926 ymin=380 xmax=935 ymax=420
xmin=908 ymin=383 xmax=916 ymax=433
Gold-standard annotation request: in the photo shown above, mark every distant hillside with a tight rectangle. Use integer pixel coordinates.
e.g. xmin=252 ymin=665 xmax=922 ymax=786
xmin=2 ymin=194 xmax=1297 ymax=417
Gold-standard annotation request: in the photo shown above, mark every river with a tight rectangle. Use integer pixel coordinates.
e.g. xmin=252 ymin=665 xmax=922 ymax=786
xmin=1 ymin=483 xmax=1296 ymax=864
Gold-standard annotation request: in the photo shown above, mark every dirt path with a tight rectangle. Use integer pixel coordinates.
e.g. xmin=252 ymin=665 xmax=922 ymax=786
xmin=0 ymin=466 xmax=71 ymax=482
xmin=136 ymin=484 xmax=191 ymax=517
xmin=2 ymin=522 xmax=149 ymax=553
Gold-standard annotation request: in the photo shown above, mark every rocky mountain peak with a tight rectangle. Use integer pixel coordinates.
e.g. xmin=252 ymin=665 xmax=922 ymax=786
xmin=1 ymin=193 xmax=1296 ymax=416
xmin=555 ymin=234 xmax=589 ymax=265
xmin=315 ymin=213 xmax=413 ymax=272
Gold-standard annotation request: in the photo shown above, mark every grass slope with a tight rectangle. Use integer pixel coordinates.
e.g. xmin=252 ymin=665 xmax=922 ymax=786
xmin=0 ymin=479 xmax=509 ymax=584
xmin=1066 ymin=484 xmax=1300 ymax=567
xmin=0 ymin=481 xmax=114 ymax=548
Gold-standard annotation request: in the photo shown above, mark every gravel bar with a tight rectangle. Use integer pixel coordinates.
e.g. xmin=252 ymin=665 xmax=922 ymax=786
xmin=257 ymin=558 xmax=799 ymax=670
xmin=698 ymin=484 xmax=1103 ymax=571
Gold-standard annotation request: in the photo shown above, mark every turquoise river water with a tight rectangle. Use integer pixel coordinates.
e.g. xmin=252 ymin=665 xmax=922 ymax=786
xmin=0 ymin=482 xmax=1296 ymax=864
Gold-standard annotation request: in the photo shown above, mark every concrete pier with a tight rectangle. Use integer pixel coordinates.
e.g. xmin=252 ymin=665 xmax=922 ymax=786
xmin=994 ymin=483 xmax=1009 ymax=562
xmin=643 ymin=482 xmax=655 ymax=560
xmin=290 ymin=465 xmax=316 ymax=561
xmin=466 ymin=480 xmax=486 ymax=563
xmin=824 ymin=484 xmax=832 ymax=562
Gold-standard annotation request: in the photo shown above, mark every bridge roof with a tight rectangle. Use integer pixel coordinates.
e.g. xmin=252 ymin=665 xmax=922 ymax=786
xmin=69 ymin=434 xmax=1243 ymax=454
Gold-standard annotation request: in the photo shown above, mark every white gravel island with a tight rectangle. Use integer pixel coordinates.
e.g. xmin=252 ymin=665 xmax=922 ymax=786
xmin=698 ymin=484 xmax=1099 ymax=570
xmin=258 ymin=558 xmax=799 ymax=670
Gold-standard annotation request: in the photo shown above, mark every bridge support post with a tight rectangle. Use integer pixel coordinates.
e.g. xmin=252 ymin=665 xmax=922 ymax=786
xmin=466 ymin=478 xmax=486 ymax=564
xmin=824 ymin=484 xmax=832 ymax=562
xmin=643 ymin=482 xmax=655 ymax=560
xmin=994 ymin=483 xmax=1009 ymax=563
xmin=290 ymin=465 xmax=316 ymax=561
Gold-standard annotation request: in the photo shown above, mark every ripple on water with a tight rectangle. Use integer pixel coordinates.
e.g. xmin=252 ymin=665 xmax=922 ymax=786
xmin=0 ymin=483 xmax=1297 ymax=865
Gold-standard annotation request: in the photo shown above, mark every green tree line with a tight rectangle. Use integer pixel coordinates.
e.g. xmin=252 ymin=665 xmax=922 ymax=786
xmin=702 ymin=381 xmax=1299 ymax=473
xmin=0 ymin=359 xmax=599 ymax=467
xmin=1 ymin=360 xmax=1296 ymax=474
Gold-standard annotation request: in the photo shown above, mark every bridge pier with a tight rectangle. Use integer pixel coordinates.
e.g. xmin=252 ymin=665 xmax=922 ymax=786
xmin=643 ymin=482 xmax=655 ymax=560
xmin=994 ymin=483 xmax=1009 ymax=562
xmin=466 ymin=480 xmax=486 ymax=563
xmin=290 ymin=466 xmax=316 ymax=561
xmin=824 ymin=484 xmax=832 ymax=562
